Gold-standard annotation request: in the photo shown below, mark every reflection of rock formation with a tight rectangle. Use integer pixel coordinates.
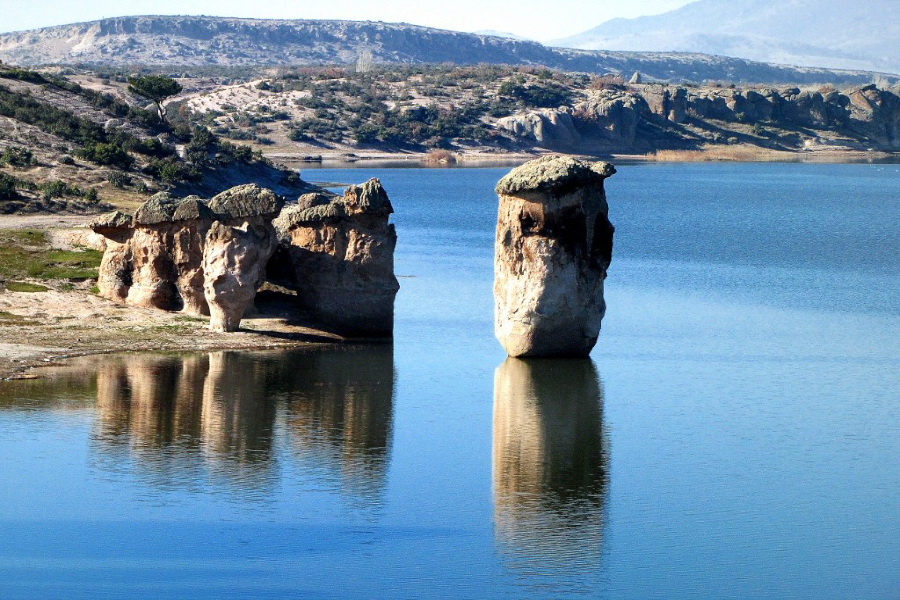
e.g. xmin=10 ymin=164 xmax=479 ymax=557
xmin=93 ymin=353 xmax=274 ymax=487
xmin=285 ymin=347 xmax=395 ymax=501
xmin=493 ymin=358 xmax=608 ymax=589
xmin=86 ymin=347 xmax=395 ymax=497
xmin=494 ymin=156 xmax=615 ymax=357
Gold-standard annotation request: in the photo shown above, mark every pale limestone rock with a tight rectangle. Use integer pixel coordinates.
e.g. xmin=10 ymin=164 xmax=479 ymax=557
xmin=270 ymin=178 xmax=399 ymax=337
xmin=202 ymin=220 xmax=277 ymax=332
xmin=498 ymin=109 xmax=581 ymax=149
xmin=574 ymin=90 xmax=647 ymax=147
xmin=494 ymin=156 xmax=615 ymax=358
xmin=90 ymin=185 xmax=282 ymax=331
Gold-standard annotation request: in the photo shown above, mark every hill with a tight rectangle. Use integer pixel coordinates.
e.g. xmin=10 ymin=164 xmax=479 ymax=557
xmin=0 ymin=15 xmax=896 ymax=86
xmin=554 ymin=0 xmax=900 ymax=76
xmin=0 ymin=65 xmax=309 ymax=213
xmin=166 ymin=64 xmax=900 ymax=159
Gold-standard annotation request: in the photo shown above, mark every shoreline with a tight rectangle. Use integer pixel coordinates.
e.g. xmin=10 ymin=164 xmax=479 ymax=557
xmin=1 ymin=149 xmax=896 ymax=380
xmin=267 ymin=146 xmax=900 ymax=168
xmin=0 ymin=292 xmax=378 ymax=381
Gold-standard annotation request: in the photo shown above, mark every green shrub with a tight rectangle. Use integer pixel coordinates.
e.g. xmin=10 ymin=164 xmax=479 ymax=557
xmin=0 ymin=147 xmax=35 ymax=167
xmin=107 ymin=171 xmax=132 ymax=188
xmin=76 ymin=143 xmax=134 ymax=169
xmin=0 ymin=173 xmax=18 ymax=199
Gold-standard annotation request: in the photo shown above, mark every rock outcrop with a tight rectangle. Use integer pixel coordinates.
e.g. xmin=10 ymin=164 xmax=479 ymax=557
xmin=494 ymin=156 xmax=615 ymax=358
xmin=270 ymin=179 xmax=399 ymax=337
xmin=498 ymin=109 xmax=581 ymax=149
xmin=574 ymin=90 xmax=647 ymax=147
xmin=90 ymin=184 xmax=281 ymax=332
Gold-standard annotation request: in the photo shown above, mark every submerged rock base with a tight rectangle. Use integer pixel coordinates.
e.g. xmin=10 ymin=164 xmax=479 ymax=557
xmin=91 ymin=184 xmax=281 ymax=332
xmin=270 ymin=179 xmax=399 ymax=337
xmin=494 ymin=156 xmax=615 ymax=357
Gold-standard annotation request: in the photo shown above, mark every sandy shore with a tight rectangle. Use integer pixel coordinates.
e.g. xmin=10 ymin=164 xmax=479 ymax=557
xmin=0 ymin=282 xmax=370 ymax=380
xmin=0 ymin=216 xmax=372 ymax=380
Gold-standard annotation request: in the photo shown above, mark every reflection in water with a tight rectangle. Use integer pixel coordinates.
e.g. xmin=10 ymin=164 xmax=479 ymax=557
xmin=493 ymin=358 xmax=609 ymax=593
xmin=285 ymin=349 xmax=395 ymax=502
xmin=1 ymin=347 xmax=395 ymax=501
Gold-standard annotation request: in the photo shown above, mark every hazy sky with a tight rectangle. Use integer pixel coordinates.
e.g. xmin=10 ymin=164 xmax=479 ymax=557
xmin=0 ymin=0 xmax=695 ymax=41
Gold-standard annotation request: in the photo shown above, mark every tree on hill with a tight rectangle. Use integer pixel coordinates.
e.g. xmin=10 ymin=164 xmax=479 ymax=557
xmin=127 ymin=75 xmax=183 ymax=122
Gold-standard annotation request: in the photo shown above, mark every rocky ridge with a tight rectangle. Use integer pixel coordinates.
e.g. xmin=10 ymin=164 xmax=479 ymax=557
xmin=498 ymin=83 xmax=900 ymax=152
xmin=0 ymin=16 xmax=895 ymax=86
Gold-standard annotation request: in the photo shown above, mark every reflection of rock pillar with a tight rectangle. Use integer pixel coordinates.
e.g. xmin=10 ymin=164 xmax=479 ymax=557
xmin=200 ymin=351 xmax=278 ymax=471
xmin=494 ymin=156 xmax=615 ymax=357
xmin=287 ymin=346 xmax=395 ymax=500
xmin=492 ymin=358 xmax=608 ymax=579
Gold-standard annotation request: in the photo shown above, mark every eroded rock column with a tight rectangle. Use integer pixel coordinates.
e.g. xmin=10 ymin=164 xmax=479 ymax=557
xmin=494 ymin=156 xmax=615 ymax=357
xmin=90 ymin=184 xmax=282 ymax=332
xmin=270 ymin=179 xmax=399 ymax=337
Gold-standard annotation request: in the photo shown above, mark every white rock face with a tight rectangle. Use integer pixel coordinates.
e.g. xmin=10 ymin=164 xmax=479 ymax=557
xmin=498 ymin=109 xmax=581 ymax=149
xmin=90 ymin=185 xmax=282 ymax=333
xmin=202 ymin=220 xmax=277 ymax=333
xmin=494 ymin=156 xmax=615 ymax=358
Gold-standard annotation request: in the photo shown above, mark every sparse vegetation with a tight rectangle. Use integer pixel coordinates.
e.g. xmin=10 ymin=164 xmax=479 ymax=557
xmin=0 ymin=146 xmax=35 ymax=167
xmin=5 ymin=281 xmax=49 ymax=292
xmin=0 ymin=229 xmax=103 ymax=283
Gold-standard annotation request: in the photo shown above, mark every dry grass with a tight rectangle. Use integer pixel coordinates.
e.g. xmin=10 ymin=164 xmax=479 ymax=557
xmin=649 ymin=147 xmax=796 ymax=162
xmin=422 ymin=149 xmax=458 ymax=165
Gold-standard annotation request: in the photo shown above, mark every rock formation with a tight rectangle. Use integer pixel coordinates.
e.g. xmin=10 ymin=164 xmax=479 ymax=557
xmin=498 ymin=109 xmax=581 ymax=149
xmin=494 ymin=156 xmax=615 ymax=358
xmin=270 ymin=179 xmax=399 ymax=337
xmin=90 ymin=184 xmax=281 ymax=332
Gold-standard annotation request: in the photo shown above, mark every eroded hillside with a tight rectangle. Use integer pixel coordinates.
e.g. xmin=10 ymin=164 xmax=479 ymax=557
xmin=0 ymin=65 xmax=310 ymax=214
xmin=166 ymin=65 xmax=900 ymax=158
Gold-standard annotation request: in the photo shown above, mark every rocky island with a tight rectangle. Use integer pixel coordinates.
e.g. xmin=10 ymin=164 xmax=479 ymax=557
xmin=494 ymin=156 xmax=615 ymax=358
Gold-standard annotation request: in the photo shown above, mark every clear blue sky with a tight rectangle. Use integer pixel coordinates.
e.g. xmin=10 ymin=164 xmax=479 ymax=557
xmin=0 ymin=0 xmax=695 ymax=41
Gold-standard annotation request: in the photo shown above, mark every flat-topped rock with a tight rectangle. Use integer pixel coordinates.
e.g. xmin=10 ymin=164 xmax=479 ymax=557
xmin=90 ymin=210 xmax=133 ymax=233
xmin=495 ymin=155 xmax=612 ymax=196
xmin=90 ymin=185 xmax=281 ymax=332
xmin=494 ymin=156 xmax=615 ymax=358
xmin=269 ymin=178 xmax=399 ymax=337
xmin=209 ymin=184 xmax=283 ymax=220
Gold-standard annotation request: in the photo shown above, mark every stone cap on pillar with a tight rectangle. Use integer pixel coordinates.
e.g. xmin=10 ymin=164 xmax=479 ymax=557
xmin=495 ymin=155 xmax=616 ymax=198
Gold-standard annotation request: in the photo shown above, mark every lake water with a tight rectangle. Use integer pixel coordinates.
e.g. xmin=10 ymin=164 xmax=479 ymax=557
xmin=1 ymin=163 xmax=899 ymax=599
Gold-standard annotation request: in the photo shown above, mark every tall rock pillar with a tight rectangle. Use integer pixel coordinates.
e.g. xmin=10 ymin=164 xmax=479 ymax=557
xmin=494 ymin=156 xmax=615 ymax=357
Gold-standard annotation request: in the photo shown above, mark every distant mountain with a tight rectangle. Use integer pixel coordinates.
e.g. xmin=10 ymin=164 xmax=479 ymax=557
xmin=0 ymin=15 xmax=895 ymax=85
xmin=553 ymin=0 xmax=900 ymax=75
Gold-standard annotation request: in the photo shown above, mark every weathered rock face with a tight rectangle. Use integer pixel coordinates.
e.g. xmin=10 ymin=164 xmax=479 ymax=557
xmin=574 ymin=90 xmax=647 ymax=147
xmin=498 ymin=109 xmax=581 ymax=149
xmin=90 ymin=184 xmax=281 ymax=332
xmin=848 ymin=84 xmax=900 ymax=148
xmin=203 ymin=220 xmax=277 ymax=332
xmin=270 ymin=178 xmax=399 ymax=337
xmin=494 ymin=156 xmax=615 ymax=358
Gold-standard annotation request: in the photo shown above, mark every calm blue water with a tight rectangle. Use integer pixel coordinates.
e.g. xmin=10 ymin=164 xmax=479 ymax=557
xmin=1 ymin=163 xmax=899 ymax=599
